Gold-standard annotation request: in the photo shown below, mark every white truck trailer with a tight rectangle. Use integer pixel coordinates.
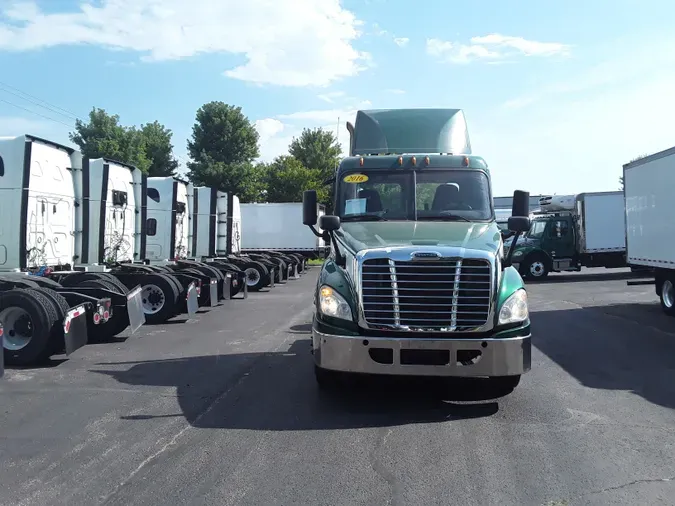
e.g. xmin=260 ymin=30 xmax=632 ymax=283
xmin=240 ymin=202 xmax=327 ymax=258
xmin=624 ymin=146 xmax=675 ymax=315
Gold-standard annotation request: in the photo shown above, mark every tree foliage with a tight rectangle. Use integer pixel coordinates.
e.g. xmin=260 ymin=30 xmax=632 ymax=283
xmin=288 ymin=127 xmax=341 ymax=178
xmin=186 ymin=102 xmax=261 ymax=200
xmin=69 ymin=108 xmax=178 ymax=176
xmin=263 ymin=156 xmax=329 ymax=203
xmin=140 ymin=121 xmax=179 ymax=177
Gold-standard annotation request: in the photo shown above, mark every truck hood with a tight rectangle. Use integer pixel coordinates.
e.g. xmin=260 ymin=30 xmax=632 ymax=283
xmin=337 ymin=221 xmax=501 ymax=254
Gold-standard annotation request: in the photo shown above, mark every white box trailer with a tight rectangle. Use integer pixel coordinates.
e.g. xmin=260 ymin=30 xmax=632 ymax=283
xmin=624 ymin=146 xmax=675 ymax=315
xmin=240 ymin=202 xmax=327 ymax=256
xmin=575 ymin=192 xmax=626 ymax=254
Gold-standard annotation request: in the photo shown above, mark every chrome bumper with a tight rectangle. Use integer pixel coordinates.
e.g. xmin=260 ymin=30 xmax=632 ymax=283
xmin=313 ymin=328 xmax=531 ymax=377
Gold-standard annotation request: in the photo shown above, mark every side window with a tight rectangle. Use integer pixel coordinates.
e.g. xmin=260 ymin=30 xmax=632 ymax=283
xmin=552 ymin=220 xmax=569 ymax=237
xmin=147 ymin=218 xmax=157 ymax=236
xmin=147 ymin=188 xmax=160 ymax=203
xmin=0 ymin=155 xmax=4 ymax=177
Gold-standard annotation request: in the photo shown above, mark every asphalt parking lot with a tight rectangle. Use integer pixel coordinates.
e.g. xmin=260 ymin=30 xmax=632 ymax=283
xmin=1 ymin=267 xmax=674 ymax=506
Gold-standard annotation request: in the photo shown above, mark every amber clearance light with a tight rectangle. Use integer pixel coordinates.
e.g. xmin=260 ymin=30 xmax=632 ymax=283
xmin=397 ymin=156 xmax=403 ymax=166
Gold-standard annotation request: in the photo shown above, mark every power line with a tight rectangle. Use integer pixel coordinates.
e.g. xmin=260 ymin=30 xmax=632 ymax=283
xmin=0 ymin=98 xmax=76 ymax=129
xmin=0 ymin=80 xmax=82 ymax=121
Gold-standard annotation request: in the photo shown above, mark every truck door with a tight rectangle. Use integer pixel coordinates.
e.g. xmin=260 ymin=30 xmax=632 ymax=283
xmin=544 ymin=217 xmax=575 ymax=259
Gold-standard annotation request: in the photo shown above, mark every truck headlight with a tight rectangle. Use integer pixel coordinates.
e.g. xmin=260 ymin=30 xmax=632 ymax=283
xmin=318 ymin=285 xmax=353 ymax=321
xmin=498 ymin=289 xmax=528 ymax=325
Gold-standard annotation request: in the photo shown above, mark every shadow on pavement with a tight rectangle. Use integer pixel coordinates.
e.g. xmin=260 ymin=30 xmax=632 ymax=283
xmin=92 ymin=339 xmax=502 ymax=431
xmin=532 ymin=302 xmax=675 ymax=410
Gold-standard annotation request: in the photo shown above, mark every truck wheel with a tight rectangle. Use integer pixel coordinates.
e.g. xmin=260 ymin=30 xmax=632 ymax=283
xmin=32 ymin=287 xmax=70 ymax=354
xmin=522 ymin=255 xmax=549 ymax=279
xmin=243 ymin=262 xmax=267 ymax=292
xmin=486 ymin=375 xmax=521 ymax=397
xmin=660 ymin=279 xmax=675 ymax=316
xmin=95 ymin=273 xmax=130 ymax=295
xmin=1 ymin=288 xmax=61 ymax=366
xmin=140 ymin=274 xmax=178 ymax=324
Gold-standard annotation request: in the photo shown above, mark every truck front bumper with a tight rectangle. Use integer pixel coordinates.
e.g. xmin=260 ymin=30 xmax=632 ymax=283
xmin=312 ymin=327 xmax=531 ymax=377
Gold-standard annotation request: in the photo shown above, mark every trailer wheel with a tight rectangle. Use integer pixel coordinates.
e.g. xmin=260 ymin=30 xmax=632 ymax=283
xmin=1 ymin=288 xmax=60 ymax=366
xmin=140 ymin=274 xmax=178 ymax=324
xmin=660 ymin=278 xmax=675 ymax=316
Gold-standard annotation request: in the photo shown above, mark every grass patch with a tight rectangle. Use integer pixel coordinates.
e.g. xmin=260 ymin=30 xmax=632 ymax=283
xmin=307 ymin=258 xmax=325 ymax=266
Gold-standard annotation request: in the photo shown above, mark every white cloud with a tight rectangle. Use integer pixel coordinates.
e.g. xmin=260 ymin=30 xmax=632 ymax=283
xmin=317 ymin=91 xmax=346 ymax=103
xmin=393 ymin=37 xmax=409 ymax=47
xmin=0 ymin=0 xmax=369 ymax=87
xmin=256 ymin=100 xmax=372 ymax=162
xmin=426 ymin=33 xmax=570 ymax=64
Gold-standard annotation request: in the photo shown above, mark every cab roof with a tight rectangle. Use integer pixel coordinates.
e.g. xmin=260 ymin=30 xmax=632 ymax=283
xmin=350 ymin=108 xmax=471 ymax=156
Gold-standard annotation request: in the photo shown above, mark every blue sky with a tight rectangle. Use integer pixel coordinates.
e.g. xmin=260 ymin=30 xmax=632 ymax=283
xmin=1 ymin=0 xmax=674 ymax=197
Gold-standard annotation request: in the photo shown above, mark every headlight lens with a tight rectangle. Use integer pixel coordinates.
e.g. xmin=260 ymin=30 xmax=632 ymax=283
xmin=318 ymin=285 xmax=353 ymax=321
xmin=498 ymin=289 xmax=528 ymax=325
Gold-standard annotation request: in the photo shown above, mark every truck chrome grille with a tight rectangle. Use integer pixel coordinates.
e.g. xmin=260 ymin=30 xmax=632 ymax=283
xmin=360 ymin=258 xmax=492 ymax=331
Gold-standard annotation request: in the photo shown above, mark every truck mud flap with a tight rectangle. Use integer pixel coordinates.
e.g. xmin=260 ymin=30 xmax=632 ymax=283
xmin=125 ymin=285 xmax=146 ymax=334
xmin=292 ymin=264 xmax=299 ymax=279
xmin=64 ymin=305 xmax=89 ymax=356
xmin=209 ymin=278 xmax=218 ymax=307
xmin=186 ymin=282 xmax=199 ymax=317
xmin=269 ymin=268 xmax=275 ymax=288
xmin=222 ymin=274 xmax=232 ymax=300
xmin=242 ymin=277 xmax=248 ymax=299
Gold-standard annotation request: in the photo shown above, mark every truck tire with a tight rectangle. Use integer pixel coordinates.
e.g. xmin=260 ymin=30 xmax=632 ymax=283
xmin=242 ymin=262 xmax=268 ymax=292
xmin=522 ymin=254 xmax=549 ymax=279
xmin=659 ymin=278 xmax=675 ymax=316
xmin=95 ymin=273 xmax=131 ymax=295
xmin=139 ymin=274 xmax=179 ymax=324
xmin=32 ymin=287 xmax=70 ymax=354
xmin=1 ymin=288 xmax=61 ymax=366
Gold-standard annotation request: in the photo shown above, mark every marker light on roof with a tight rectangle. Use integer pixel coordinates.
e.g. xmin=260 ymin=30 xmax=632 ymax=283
xmin=359 ymin=157 xmax=364 ymax=166
xmin=463 ymin=156 xmax=470 ymax=167
xmin=398 ymin=156 xmax=403 ymax=165
xmin=411 ymin=156 xmax=416 ymax=165
xmin=424 ymin=156 xmax=430 ymax=166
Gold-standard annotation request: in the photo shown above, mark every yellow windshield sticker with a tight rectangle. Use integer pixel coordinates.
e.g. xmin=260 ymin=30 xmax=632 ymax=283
xmin=343 ymin=173 xmax=369 ymax=183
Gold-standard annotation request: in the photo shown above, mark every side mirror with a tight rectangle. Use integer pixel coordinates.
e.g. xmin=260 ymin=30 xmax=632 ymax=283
xmin=319 ymin=215 xmax=341 ymax=232
xmin=508 ymin=216 xmax=530 ymax=233
xmin=303 ymin=190 xmax=318 ymax=226
xmin=511 ymin=190 xmax=530 ymax=217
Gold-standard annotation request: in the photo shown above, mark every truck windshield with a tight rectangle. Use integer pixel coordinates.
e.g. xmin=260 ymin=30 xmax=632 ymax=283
xmin=526 ymin=220 xmax=547 ymax=238
xmin=337 ymin=169 xmax=492 ymax=222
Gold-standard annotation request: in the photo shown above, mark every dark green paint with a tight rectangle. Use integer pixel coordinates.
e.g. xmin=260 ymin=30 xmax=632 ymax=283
xmin=336 ymin=221 xmax=501 ymax=254
xmin=338 ymin=154 xmax=488 ymax=173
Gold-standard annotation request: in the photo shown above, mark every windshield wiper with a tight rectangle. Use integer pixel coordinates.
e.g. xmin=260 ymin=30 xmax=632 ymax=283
xmin=418 ymin=214 xmax=471 ymax=222
xmin=341 ymin=215 xmax=388 ymax=222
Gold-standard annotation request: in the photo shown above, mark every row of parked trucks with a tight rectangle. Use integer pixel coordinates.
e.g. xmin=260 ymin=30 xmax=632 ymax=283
xmin=0 ymin=134 xmax=322 ymax=376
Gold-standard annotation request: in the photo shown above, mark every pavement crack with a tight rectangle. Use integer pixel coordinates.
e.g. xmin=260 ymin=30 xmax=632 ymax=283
xmin=587 ymin=475 xmax=675 ymax=495
xmin=368 ymin=428 xmax=402 ymax=506
xmin=97 ymin=306 xmax=313 ymax=505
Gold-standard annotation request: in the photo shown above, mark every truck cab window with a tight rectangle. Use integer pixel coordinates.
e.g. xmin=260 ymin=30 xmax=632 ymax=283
xmin=147 ymin=188 xmax=160 ymax=203
xmin=146 ymin=218 xmax=157 ymax=236
xmin=552 ymin=220 xmax=569 ymax=237
xmin=338 ymin=172 xmax=410 ymax=219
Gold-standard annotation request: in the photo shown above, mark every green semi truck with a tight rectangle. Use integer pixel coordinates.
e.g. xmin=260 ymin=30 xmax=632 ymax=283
xmin=301 ymin=108 xmax=532 ymax=396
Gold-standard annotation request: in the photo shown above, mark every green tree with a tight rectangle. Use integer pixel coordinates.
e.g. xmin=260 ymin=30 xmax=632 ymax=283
xmin=263 ymin=155 xmax=329 ymax=203
xmin=186 ymin=102 xmax=261 ymax=198
xmin=187 ymin=102 xmax=259 ymax=165
xmin=188 ymin=154 xmax=267 ymax=203
xmin=288 ymin=127 xmax=341 ymax=178
xmin=69 ymin=107 xmax=151 ymax=173
xmin=141 ymin=121 xmax=179 ymax=176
